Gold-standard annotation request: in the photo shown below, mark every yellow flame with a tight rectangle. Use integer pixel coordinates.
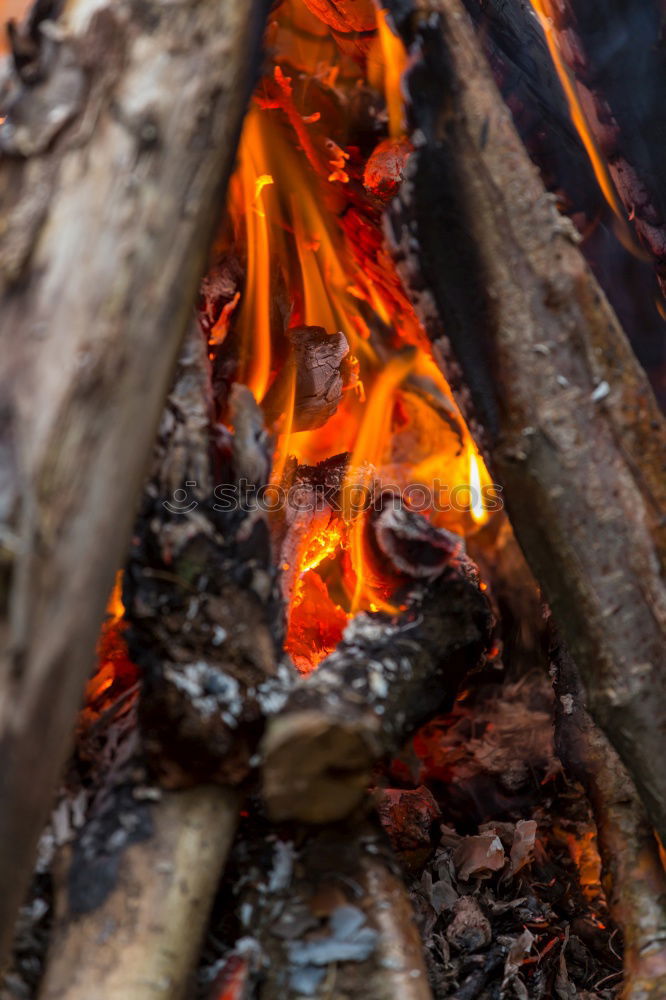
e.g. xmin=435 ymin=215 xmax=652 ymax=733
xmin=469 ymin=448 xmax=488 ymax=526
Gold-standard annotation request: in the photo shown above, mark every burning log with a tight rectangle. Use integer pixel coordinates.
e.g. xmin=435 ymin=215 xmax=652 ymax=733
xmin=0 ymin=0 xmax=268 ymax=961
xmin=221 ymin=820 xmax=432 ymax=1000
xmin=460 ymin=0 xmax=601 ymax=216
xmin=385 ymin=0 xmax=666 ymax=852
xmin=262 ymin=512 xmax=493 ymax=823
xmin=527 ymin=0 xmax=666 ymax=290
xmin=552 ymin=634 xmax=666 ymax=1000
xmin=40 ymin=786 xmax=239 ymax=1000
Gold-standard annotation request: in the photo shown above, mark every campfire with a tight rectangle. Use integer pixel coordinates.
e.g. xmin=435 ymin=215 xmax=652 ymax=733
xmin=1 ymin=1 xmax=665 ymax=999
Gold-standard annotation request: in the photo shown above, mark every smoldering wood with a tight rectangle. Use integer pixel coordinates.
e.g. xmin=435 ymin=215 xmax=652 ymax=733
xmin=39 ymin=785 xmax=239 ymax=1000
xmin=0 ymin=0 xmax=268 ymax=963
xmin=262 ymin=325 xmax=355 ymax=432
xmin=274 ymin=452 xmax=349 ymax=614
xmin=262 ymin=528 xmax=492 ymax=824
xmin=552 ymin=634 xmax=666 ymax=1000
xmin=372 ymin=498 xmax=465 ymax=579
xmin=301 ymin=0 xmax=377 ymax=34
xmin=223 ymin=820 xmax=433 ymax=1000
xmin=124 ymin=328 xmax=289 ymax=789
xmin=385 ymin=0 xmax=666 ymax=851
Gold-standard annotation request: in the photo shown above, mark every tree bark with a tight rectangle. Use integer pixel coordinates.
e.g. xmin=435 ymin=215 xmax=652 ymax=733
xmin=385 ymin=0 xmax=666 ymax=847
xmin=0 ymin=0 xmax=268 ymax=964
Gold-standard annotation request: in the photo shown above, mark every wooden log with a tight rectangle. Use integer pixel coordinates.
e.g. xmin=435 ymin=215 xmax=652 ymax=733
xmin=0 ymin=0 xmax=268 ymax=961
xmin=262 ymin=518 xmax=492 ymax=824
xmin=39 ymin=785 xmax=239 ymax=1000
xmin=385 ymin=0 xmax=666 ymax=849
xmin=552 ymin=634 xmax=666 ymax=1000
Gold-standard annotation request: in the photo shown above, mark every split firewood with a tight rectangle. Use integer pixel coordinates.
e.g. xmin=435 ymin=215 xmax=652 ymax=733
xmin=385 ymin=0 xmax=666 ymax=851
xmin=552 ymin=634 xmax=666 ymax=1000
xmin=40 ymin=785 xmax=239 ymax=1000
xmin=217 ymin=819 xmax=433 ymax=1000
xmin=262 ymin=325 xmax=358 ymax=432
xmin=0 ymin=0 xmax=268 ymax=962
xmin=262 ymin=507 xmax=493 ymax=823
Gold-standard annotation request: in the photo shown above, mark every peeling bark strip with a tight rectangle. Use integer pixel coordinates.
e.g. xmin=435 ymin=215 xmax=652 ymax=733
xmin=384 ymin=0 xmax=666 ymax=846
xmin=0 ymin=0 xmax=269 ymax=964
xmin=552 ymin=635 xmax=666 ymax=1000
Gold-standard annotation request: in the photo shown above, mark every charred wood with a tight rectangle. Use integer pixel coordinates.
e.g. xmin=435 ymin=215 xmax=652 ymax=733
xmin=552 ymin=634 xmax=666 ymax=1000
xmin=124 ymin=328 xmax=289 ymax=789
xmin=273 ymin=452 xmax=349 ymax=615
xmin=385 ymin=0 xmax=666 ymax=852
xmin=262 ymin=517 xmax=492 ymax=824
xmin=0 ymin=0 xmax=268 ymax=962
xmin=301 ymin=0 xmax=377 ymax=34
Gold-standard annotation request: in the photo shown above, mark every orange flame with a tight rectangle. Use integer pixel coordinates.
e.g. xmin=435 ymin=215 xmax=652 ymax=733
xmin=217 ymin=0 xmax=499 ymax=670
xmin=232 ymin=109 xmax=274 ymax=401
xmin=85 ymin=573 xmax=136 ymax=712
xmin=368 ymin=9 xmax=408 ymax=139
xmin=344 ymin=353 xmax=416 ymax=613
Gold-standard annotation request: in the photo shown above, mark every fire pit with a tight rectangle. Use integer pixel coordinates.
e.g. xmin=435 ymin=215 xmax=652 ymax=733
xmin=1 ymin=1 xmax=665 ymax=999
